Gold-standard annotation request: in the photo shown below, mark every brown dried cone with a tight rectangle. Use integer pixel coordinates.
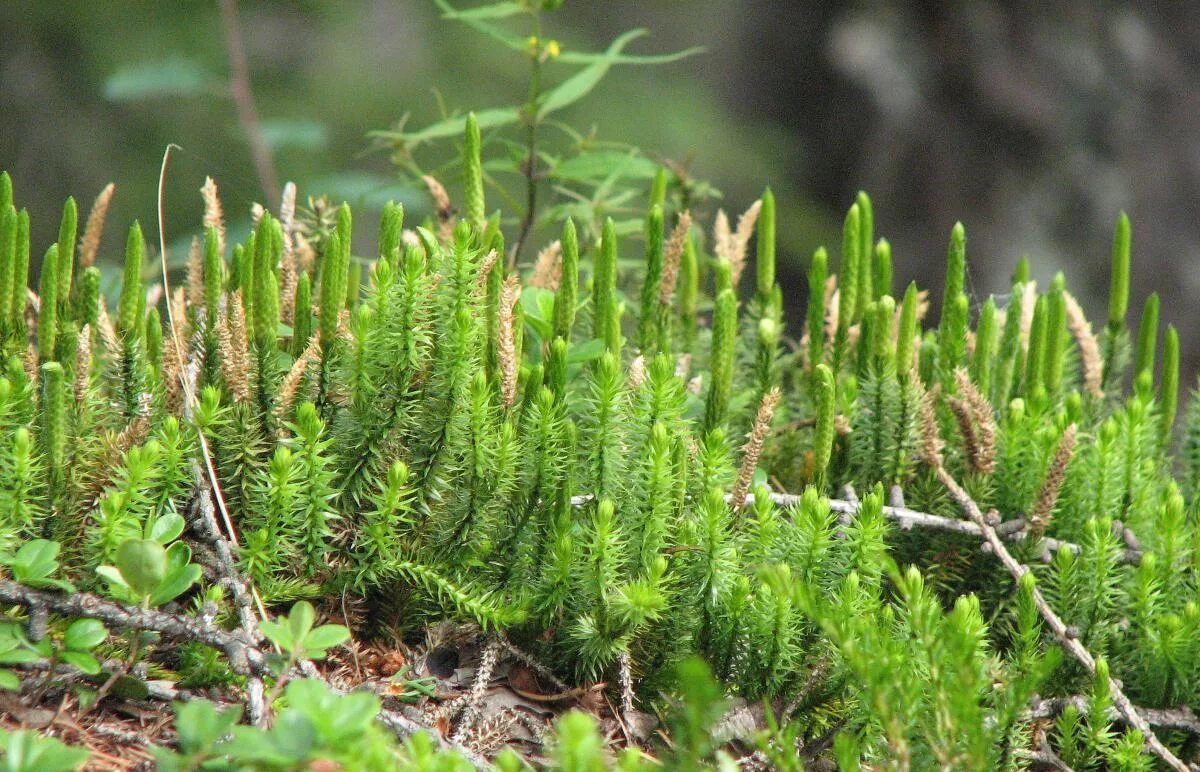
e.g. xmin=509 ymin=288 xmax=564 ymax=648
xmin=948 ymin=395 xmax=980 ymax=473
xmin=422 ymin=175 xmax=455 ymax=244
xmin=1029 ymin=424 xmax=1078 ymax=538
xmin=74 ymin=325 xmax=92 ymax=402
xmin=279 ymin=182 xmax=299 ymax=324
xmin=917 ymin=382 xmax=944 ymax=468
xmin=731 ymin=387 xmax=781 ymax=510
xmin=161 ymin=330 xmax=184 ymax=415
xmin=78 ymin=182 xmax=115 ymax=269
xmin=1064 ymin=290 xmax=1103 ymax=399
xmin=498 ymin=275 xmax=521 ymax=409
xmin=201 ymin=176 xmax=226 ymax=256
xmin=217 ymin=291 xmax=252 ymax=403
xmin=714 ymin=199 xmax=762 ymax=288
xmin=627 ymin=355 xmax=647 ymax=389
xmin=475 ymin=248 xmax=499 ymax=297
xmin=951 ymin=368 xmax=997 ymax=474
xmin=659 ymin=210 xmax=692 ymax=305
xmin=185 ymin=236 xmax=204 ymax=311
xmin=274 ymin=334 xmax=321 ymax=426
xmin=528 ymin=240 xmax=562 ymax=291
xmin=1019 ymin=281 xmax=1038 ymax=347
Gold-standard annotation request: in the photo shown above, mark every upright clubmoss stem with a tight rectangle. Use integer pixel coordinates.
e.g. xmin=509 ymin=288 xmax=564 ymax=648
xmin=1043 ymin=274 xmax=1068 ymax=396
xmin=939 ymin=222 xmax=968 ymax=380
xmin=756 ymin=187 xmax=776 ymax=306
xmin=1134 ymin=292 xmax=1159 ymax=385
xmin=896 ymin=281 xmax=919 ymax=377
xmin=203 ymin=227 xmax=223 ymax=323
xmin=0 ymin=205 xmax=14 ymax=327
xmin=805 ymin=247 xmax=828 ymax=371
xmin=855 ymin=191 xmax=873 ymax=308
xmin=10 ymin=210 xmax=30 ymax=334
xmin=813 ymin=363 xmax=836 ymax=491
xmin=1160 ymin=324 xmax=1179 ymax=445
xmin=463 ymin=112 xmax=486 ymax=229
xmin=56 ymin=197 xmax=76 ymax=316
xmin=40 ymin=361 xmax=66 ymax=502
xmin=292 ymin=273 xmax=312 ymax=358
xmin=638 ymin=205 xmax=664 ymax=353
xmin=1109 ymin=212 xmax=1131 ymax=330
xmin=972 ymin=297 xmax=997 ymax=397
xmin=704 ymin=286 xmax=737 ymax=432
xmin=1025 ymin=295 xmax=1048 ymax=401
xmin=117 ymin=222 xmax=144 ymax=339
xmin=873 ymin=237 xmax=892 ymax=300
xmin=840 ymin=203 xmax=861 ymax=329
xmin=553 ymin=219 xmax=578 ymax=344
xmin=37 ymin=246 xmax=59 ymax=364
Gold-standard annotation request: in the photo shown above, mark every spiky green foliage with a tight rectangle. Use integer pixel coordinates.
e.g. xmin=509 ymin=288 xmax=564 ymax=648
xmin=2 ymin=149 xmax=1199 ymax=770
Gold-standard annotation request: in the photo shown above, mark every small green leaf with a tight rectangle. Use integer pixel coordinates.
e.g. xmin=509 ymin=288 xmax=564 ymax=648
xmin=95 ymin=566 xmax=130 ymax=590
xmin=566 ymin=338 xmax=605 ymax=364
xmin=539 ymin=30 xmax=650 ymax=119
xmin=302 ymin=625 xmax=350 ymax=654
xmin=104 ymin=57 xmax=216 ymax=101
xmin=148 ymin=513 xmax=185 ymax=545
xmin=440 ymin=1 xmax=528 ymax=20
xmin=115 ymin=539 xmax=168 ymax=597
xmin=375 ymin=106 xmax=521 ymax=147
xmin=259 ymin=119 xmax=329 ymax=152
xmin=10 ymin=539 xmax=60 ymax=581
xmin=59 ymin=651 xmax=101 ymax=676
xmin=148 ymin=564 xmax=202 ymax=607
xmin=172 ymin=700 xmax=242 ymax=754
xmin=551 ymin=151 xmax=659 ymax=183
xmin=0 ymin=670 xmax=19 ymax=691
xmin=258 ymin=620 xmax=293 ymax=653
xmin=64 ymin=619 xmax=107 ymax=652
xmin=109 ymin=674 xmax=150 ymax=701
xmin=287 ymin=601 xmax=316 ymax=645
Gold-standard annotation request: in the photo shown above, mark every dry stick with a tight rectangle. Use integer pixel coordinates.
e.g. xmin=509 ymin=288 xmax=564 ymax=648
xmin=156 ymin=145 xmax=270 ymax=725
xmin=1027 ymin=695 xmax=1200 ymax=736
xmin=452 ymin=638 xmax=502 ymax=744
xmin=218 ymin=0 xmax=279 ymax=205
xmin=932 ymin=463 xmax=1189 ymax=772
xmin=0 ymin=581 xmax=266 ymax=676
xmin=617 ymin=651 xmax=635 ymax=718
xmin=734 ymin=492 xmax=1142 ymax=565
xmin=188 ymin=477 xmax=266 ymax=725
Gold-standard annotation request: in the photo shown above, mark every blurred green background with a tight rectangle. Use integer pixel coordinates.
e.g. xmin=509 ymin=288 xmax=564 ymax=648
xmin=3 ymin=1 xmax=1199 ymax=375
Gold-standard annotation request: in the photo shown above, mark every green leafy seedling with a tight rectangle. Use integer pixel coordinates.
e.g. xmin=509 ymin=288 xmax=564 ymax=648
xmin=96 ymin=514 xmax=201 ymax=607
xmin=0 ymin=727 xmax=89 ymax=771
xmin=150 ymin=700 xmax=242 ymax=772
xmin=259 ymin=600 xmax=349 ymax=662
xmin=0 ymin=624 xmax=42 ymax=691
xmin=0 ymin=540 xmax=74 ymax=592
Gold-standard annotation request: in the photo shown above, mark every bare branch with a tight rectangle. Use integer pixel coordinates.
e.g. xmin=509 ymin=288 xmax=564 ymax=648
xmin=932 ymin=464 xmax=1188 ymax=772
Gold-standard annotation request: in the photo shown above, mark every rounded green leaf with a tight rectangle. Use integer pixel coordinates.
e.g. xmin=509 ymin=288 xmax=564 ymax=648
xmin=64 ymin=619 xmax=107 ymax=652
xmin=60 ymin=651 xmax=102 ymax=676
xmin=115 ymin=539 xmax=168 ymax=597
xmin=148 ymin=513 xmax=185 ymax=545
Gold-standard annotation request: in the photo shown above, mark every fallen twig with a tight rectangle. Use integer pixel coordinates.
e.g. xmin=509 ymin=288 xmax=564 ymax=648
xmin=0 ymin=580 xmax=266 ymax=677
xmin=1027 ymin=695 xmax=1200 ymax=736
xmin=932 ymin=461 xmax=1189 ymax=772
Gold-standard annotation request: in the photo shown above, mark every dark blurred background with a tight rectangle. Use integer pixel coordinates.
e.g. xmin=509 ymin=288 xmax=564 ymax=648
xmin=3 ymin=1 xmax=1199 ymax=377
